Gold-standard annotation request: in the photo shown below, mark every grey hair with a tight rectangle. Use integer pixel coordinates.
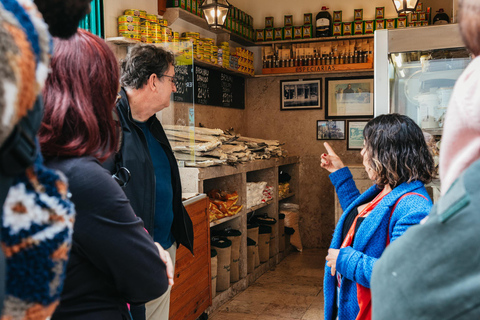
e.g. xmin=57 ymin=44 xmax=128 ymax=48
xmin=120 ymin=44 xmax=175 ymax=90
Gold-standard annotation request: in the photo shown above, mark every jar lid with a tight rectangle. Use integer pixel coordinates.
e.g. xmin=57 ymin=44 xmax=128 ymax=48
xmin=247 ymin=237 xmax=257 ymax=246
xmin=259 ymin=225 xmax=272 ymax=234
xmin=211 ymin=236 xmax=232 ymax=248
xmin=211 ymin=228 xmax=242 ymax=237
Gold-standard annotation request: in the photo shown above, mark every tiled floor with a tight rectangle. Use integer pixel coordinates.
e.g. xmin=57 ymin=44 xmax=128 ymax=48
xmin=209 ymin=248 xmax=326 ymax=320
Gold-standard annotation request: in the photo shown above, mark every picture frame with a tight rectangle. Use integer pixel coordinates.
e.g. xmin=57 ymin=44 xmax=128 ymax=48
xmin=317 ymin=120 xmax=345 ymax=140
xmin=347 ymin=120 xmax=369 ymax=150
xmin=280 ymin=79 xmax=322 ymax=110
xmin=325 ymin=76 xmax=374 ymax=118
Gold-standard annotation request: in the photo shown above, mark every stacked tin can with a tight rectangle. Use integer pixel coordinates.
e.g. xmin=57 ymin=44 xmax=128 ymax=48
xmin=235 ymin=47 xmax=254 ymax=76
xmin=118 ymin=14 xmax=141 ymax=41
xmin=199 ymin=38 xmax=214 ymax=63
xmin=225 ymin=5 xmax=254 ymax=41
xmin=218 ymin=42 xmax=230 ymax=68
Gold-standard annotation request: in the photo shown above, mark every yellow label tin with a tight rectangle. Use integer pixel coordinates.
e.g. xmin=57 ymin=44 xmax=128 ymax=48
xmin=124 ymin=9 xmax=146 ymax=19
xmin=118 ymin=15 xmax=140 ymax=24
xmin=118 ymin=24 xmax=139 ymax=32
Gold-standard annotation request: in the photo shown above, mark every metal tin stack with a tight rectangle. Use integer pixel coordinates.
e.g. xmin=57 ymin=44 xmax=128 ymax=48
xmin=118 ymin=15 xmax=140 ymax=41
xmin=218 ymin=42 xmax=230 ymax=68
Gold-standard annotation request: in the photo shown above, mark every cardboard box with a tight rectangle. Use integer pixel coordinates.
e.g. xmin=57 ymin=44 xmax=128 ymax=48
xmin=191 ymin=0 xmax=196 ymax=14
xmin=332 ymin=22 xmax=342 ymax=35
xmin=364 ymin=20 xmax=374 ymax=34
xmin=419 ymin=12 xmax=426 ymax=21
xmin=416 ymin=1 xmax=423 ymax=12
xmin=421 ymin=21 xmax=429 ymax=26
xmin=284 ymin=26 xmax=293 ymax=39
xmin=304 ymin=13 xmax=313 ymax=25
xmin=353 ymin=21 xmax=364 ymax=34
xmin=293 ymin=26 xmax=302 ymax=39
xmin=265 ymin=17 xmax=274 ymax=28
xmin=354 ymin=9 xmax=363 ymax=21
xmin=186 ymin=0 xmax=191 ymax=11
xmin=397 ymin=17 xmax=407 ymax=28
xmin=284 ymin=15 xmax=293 ymax=26
xmin=375 ymin=7 xmax=385 ymax=19
xmin=255 ymin=29 xmax=265 ymax=41
xmin=411 ymin=12 xmax=418 ymax=21
xmin=333 ymin=11 xmax=342 ymax=22
xmin=342 ymin=22 xmax=353 ymax=35
xmin=302 ymin=24 xmax=313 ymax=38
xmin=274 ymin=27 xmax=283 ymax=40
xmin=375 ymin=19 xmax=385 ymax=30
xmin=385 ymin=18 xmax=396 ymax=29
xmin=265 ymin=28 xmax=274 ymax=41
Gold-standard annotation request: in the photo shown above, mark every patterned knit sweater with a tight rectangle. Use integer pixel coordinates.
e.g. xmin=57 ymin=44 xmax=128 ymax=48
xmin=323 ymin=167 xmax=432 ymax=320
xmin=2 ymin=153 xmax=75 ymax=320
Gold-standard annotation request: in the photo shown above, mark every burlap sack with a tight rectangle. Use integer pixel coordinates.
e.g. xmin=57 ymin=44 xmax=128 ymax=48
xmin=247 ymin=223 xmax=260 ymax=267
xmin=227 ymin=232 xmax=242 ymax=283
xmin=280 ymin=203 xmax=303 ymax=252
xmin=258 ymin=225 xmax=272 ymax=263
xmin=279 ymin=213 xmax=285 ymax=252
xmin=247 ymin=237 xmax=256 ymax=274
xmin=211 ymin=249 xmax=217 ymax=298
xmin=211 ymin=237 xmax=232 ymax=292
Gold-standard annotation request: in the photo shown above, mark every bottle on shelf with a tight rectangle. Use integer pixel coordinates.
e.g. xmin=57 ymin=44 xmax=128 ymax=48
xmin=315 ymin=6 xmax=332 ymax=38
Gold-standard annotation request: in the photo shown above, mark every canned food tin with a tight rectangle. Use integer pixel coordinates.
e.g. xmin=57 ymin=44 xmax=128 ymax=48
xmin=120 ymin=32 xmax=141 ymax=41
xmin=158 ymin=19 xmax=168 ymax=27
xmin=141 ymin=35 xmax=153 ymax=43
xmin=118 ymin=15 xmax=140 ymax=24
xmin=173 ymin=32 xmax=179 ymax=40
xmin=118 ymin=23 xmax=139 ymax=33
xmin=200 ymin=37 xmax=214 ymax=44
xmin=124 ymin=9 xmax=146 ymax=19
xmin=146 ymin=14 xmax=157 ymax=23
xmin=181 ymin=31 xmax=200 ymax=39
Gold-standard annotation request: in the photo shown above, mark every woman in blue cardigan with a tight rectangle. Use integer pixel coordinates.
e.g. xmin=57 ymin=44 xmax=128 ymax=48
xmin=321 ymin=114 xmax=435 ymax=320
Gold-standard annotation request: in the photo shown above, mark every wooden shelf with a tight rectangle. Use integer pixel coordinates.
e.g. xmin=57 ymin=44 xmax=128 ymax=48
xmin=279 ymin=192 xmax=295 ymax=201
xmin=106 ymin=37 xmax=138 ymax=46
xmin=261 ymin=62 xmax=373 ymax=75
xmin=246 ymin=199 xmax=274 ymax=214
xmin=209 ymin=211 xmax=243 ymax=227
xmin=258 ymin=34 xmax=374 ymax=46
xmin=422 ymin=127 xmax=443 ymax=136
xmin=163 ymin=8 xmax=255 ymax=46
xmin=194 ymin=59 xmax=253 ymax=78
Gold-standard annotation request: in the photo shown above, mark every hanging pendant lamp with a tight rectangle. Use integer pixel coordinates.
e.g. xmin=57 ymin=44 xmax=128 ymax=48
xmin=392 ymin=0 xmax=419 ymax=13
xmin=199 ymin=0 xmax=231 ymax=29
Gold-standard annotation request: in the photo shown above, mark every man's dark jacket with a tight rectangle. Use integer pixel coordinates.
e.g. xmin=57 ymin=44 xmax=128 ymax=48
xmin=109 ymin=88 xmax=194 ymax=254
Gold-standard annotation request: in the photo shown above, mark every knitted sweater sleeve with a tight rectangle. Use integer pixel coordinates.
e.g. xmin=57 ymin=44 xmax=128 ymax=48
xmin=329 ymin=167 xmax=361 ymax=212
xmin=336 ymin=193 xmax=431 ymax=288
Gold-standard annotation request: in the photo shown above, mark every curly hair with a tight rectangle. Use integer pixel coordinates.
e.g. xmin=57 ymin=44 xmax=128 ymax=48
xmin=363 ymin=114 xmax=434 ymax=188
xmin=120 ymin=44 xmax=175 ymax=90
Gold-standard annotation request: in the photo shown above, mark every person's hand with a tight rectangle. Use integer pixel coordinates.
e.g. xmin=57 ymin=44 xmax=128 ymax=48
xmin=155 ymin=242 xmax=174 ymax=286
xmin=321 ymin=142 xmax=345 ymax=173
xmin=326 ymin=248 xmax=340 ymax=276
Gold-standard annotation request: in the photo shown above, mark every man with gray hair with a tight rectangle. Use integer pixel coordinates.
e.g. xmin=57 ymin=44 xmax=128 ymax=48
xmin=112 ymin=44 xmax=194 ymax=320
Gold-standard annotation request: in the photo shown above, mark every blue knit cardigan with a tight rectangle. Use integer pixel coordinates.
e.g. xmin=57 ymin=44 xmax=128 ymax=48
xmin=324 ymin=167 xmax=432 ymax=320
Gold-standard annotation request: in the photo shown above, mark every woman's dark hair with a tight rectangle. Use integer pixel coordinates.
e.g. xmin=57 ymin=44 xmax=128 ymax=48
xmin=363 ymin=113 xmax=434 ymax=188
xmin=458 ymin=0 xmax=480 ymax=56
xmin=39 ymin=29 xmax=119 ymax=162
xmin=120 ymin=44 xmax=175 ymax=89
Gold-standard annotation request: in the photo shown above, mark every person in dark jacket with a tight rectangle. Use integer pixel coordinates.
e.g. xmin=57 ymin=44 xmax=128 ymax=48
xmin=38 ymin=29 xmax=173 ymax=320
xmin=115 ymin=44 xmax=194 ymax=320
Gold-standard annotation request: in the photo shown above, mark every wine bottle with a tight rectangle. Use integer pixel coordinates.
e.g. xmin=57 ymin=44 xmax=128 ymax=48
xmin=316 ymin=6 xmax=332 ymax=37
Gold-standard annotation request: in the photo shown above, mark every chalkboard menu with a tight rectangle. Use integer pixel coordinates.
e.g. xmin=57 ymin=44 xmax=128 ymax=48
xmin=173 ymin=64 xmax=245 ymax=109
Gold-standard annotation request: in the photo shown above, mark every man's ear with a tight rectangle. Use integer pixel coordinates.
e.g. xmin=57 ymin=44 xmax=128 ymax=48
xmin=147 ymin=74 xmax=157 ymax=91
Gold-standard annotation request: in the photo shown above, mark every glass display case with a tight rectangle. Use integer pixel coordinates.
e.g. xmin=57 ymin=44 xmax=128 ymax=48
xmin=374 ymin=25 xmax=472 ymax=134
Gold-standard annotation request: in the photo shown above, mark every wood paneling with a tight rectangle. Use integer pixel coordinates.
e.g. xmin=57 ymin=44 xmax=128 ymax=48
xmin=169 ymin=197 xmax=211 ymax=320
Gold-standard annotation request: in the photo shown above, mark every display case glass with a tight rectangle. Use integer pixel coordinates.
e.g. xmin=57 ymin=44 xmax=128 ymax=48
xmin=374 ymin=25 xmax=472 ymax=133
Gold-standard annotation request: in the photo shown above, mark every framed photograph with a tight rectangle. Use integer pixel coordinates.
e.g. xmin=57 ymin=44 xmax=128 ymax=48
xmin=317 ymin=120 xmax=345 ymax=140
xmin=280 ymin=79 xmax=321 ymax=110
xmin=347 ymin=120 xmax=369 ymax=150
xmin=325 ymin=76 xmax=374 ymax=118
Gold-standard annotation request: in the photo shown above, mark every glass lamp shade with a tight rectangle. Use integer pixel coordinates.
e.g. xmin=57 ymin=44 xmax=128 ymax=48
xmin=200 ymin=0 xmax=230 ymax=29
xmin=392 ymin=0 xmax=419 ymax=13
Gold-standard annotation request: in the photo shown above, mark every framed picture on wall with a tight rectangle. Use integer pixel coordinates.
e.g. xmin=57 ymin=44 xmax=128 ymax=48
xmin=280 ymin=79 xmax=322 ymax=110
xmin=317 ymin=120 xmax=345 ymax=140
xmin=347 ymin=120 xmax=369 ymax=150
xmin=325 ymin=76 xmax=374 ymax=118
